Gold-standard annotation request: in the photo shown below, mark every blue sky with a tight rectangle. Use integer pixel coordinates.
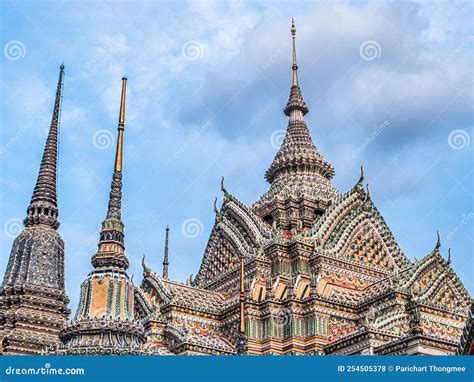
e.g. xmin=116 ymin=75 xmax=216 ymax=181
xmin=1 ymin=0 xmax=472 ymax=312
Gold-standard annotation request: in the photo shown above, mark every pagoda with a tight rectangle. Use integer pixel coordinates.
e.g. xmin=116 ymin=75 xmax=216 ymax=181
xmin=58 ymin=78 xmax=150 ymax=355
xmin=0 ymin=64 xmax=70 ymax=355
xmin=135 ymin=20 xmax=472 ymax=355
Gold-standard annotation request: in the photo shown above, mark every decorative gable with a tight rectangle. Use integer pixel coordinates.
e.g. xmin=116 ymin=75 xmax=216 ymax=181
xmin=342 ymin=223 xmax=397 ymax=271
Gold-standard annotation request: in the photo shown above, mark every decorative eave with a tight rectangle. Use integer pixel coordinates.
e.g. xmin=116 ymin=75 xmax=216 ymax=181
xmin=374 ymin=332 xmax=461 ymax=355
xmin=143 ymin=271 xmax=225 ymax=317
xmin=324 ymin=327 xmax=398 ymax=354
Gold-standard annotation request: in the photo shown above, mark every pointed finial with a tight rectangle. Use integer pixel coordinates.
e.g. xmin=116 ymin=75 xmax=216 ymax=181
xmin=366 ymin=183 xmax=371 ymax=198
xmin=163 ymin=226 xmax=170 ymax=280
xmin=291 ymin=18 xmax=298 ymax=86
xmin=358 ymin=165 xmax=365 ymax=184
xmin=435 ymin=230 xmax=441 ymax=250
xmin=115 ymin=77 xmax=127 ymax=172
xmin=130 ymin=274 xmax=134 ymax=285
xmin=101 ymin=77 xmax=129 ymax=224
xmin=213 ymin=197 xmax=219 ymax=215
xmin=447 ymin=248 xmax=452 ymax=265
xmin=142 ymin=254 xmax=150 ymax=275
xmin=220 ymin=176 xmax=227 ymax=194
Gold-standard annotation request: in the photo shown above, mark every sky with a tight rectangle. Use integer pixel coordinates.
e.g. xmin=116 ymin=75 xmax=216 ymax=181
xmin=0 ymin=0 xmax=472 ymax=312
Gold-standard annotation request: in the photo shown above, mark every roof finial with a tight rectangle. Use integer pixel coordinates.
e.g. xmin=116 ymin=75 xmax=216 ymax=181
xmin=185 ymin=273 xmax=194 ymax=286
xmin=291 ymin=18 xmax=298 ymax=87
xmin=115 ymin=77 xmax=127 ymax=172
xmin=435 ymin=230 xmax=441 ymax=250
xmin=220 ymin=176 xmax=228 ymax=194
xmin=366 ymin=183 xmax=371 ymax=198
xmin=358 ymin=165 xmax=365 ymax=185
xmin=282 ymin=19 xmax=309 ymax=119
xmin=163 ymin=226 xmax=170 ymax=280
xmin=213 ymin=197 xmax=219 ymax=215
xmin=142 ymin=254 xmax=150 ymax=275
xmin=447 ymin=248 xmax=452 ymax=265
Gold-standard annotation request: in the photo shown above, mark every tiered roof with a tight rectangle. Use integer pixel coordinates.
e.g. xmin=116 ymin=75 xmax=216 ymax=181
xmin=254 ymin=20 xmax=339 ymax=213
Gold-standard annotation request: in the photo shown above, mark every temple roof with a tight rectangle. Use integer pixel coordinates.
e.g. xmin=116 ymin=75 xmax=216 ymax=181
xmin=264 ymin=122 xmax=336 ymax=184
xmin=254 ymin=20 xmax=339 ymax=212
xmin=143 ymin=270 xmax=224 ymax=315
xmin=161 ymin=279 xmax=224 ymax=315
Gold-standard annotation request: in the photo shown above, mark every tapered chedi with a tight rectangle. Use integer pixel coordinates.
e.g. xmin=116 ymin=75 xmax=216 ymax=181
xmin=58 ymin=78 xmax=150 ymax=354
xmin=0 ymin=64 xmax=70 ymax=355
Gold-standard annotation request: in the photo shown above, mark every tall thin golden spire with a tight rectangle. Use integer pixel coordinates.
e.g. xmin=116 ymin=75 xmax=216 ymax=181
xmin=115 ymin=77 xmax=127 ymax=172
xmin=92 ymin=76 xmax=129 ymax=270
xmin=235 ymin=255 xmax=247 ymax=354
xmin=291 ymin=18 xmax=298 ymax=87
xmin=239 ymin=256 xmax=245 ymax=334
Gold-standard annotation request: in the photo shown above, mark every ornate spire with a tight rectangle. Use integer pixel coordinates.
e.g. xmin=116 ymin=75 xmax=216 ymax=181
xmin=106 ymin=77 xmax=127 ymax=220
xmin=264 ymin=20 xmax=335 ymax=184
xmin=24 ymin=63 xmax=65 ymax=229
xmin=91 ymin=77 xmax=129 ymax=270
xmin=163 ymin=226 xmax=170 ymax=279
xmin=284 ymin=19 xmax=308 ymax=118
xmin=61 ymin=77 xmax=146 ymax=354
xmin=0 ymin=64 xmax=70 ymax=355
xmin=115 ymin=77 xmax=126 ymax=173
